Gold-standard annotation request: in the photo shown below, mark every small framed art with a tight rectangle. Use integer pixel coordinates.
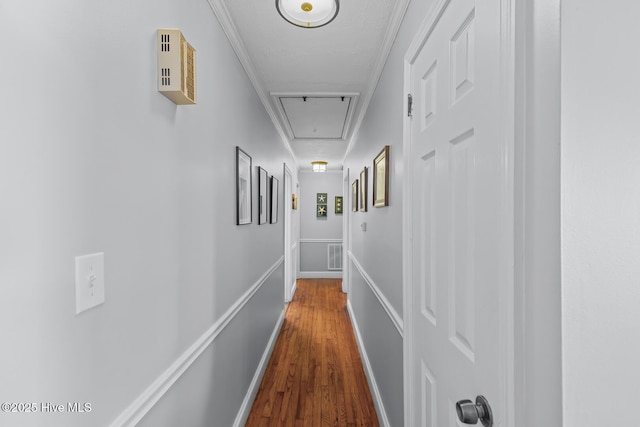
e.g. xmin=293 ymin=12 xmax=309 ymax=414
xmin=359 ymin=167 xmax=368 ymax=212
xmin=236 ymin=147 xmax=252 ymax=225
xmin=335 ymin=196 xmax=343 ymax=214
xmin=373 ymin=145 xmax=390 ymax=207
xmin=258 ymin=167 xmax=268 ymax=225
xmin=270 ymin=176 xmax=279 ymax=224
xmin=351 ymin=180 xmax=358 ymax=212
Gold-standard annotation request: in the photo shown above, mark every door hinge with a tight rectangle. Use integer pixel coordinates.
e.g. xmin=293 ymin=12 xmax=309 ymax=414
xmin=407 ymin=93 xmax=413 ymax=117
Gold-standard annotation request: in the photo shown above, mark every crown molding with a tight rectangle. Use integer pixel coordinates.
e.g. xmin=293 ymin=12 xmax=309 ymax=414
xmin=342 ymin=0 xmax=411 ymax=162
xmin=205 ymin=0 xmax=296 ymax=161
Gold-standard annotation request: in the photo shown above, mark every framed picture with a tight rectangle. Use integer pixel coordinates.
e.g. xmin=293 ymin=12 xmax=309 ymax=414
xmin=292 ymin=194 xmax=298 ymax=210
xmin=258 ymin=167 xmax=268 ymax=225
xmin=236 ymin=147 xmax=252 ymax=225
xmin=270 ymin=176 xmax=279 ymax=224
xmin=351 ymin=180 xmax=358 ymax=212
xmin=335 ymin=196 xmax=343 ymax=214
xmin=359 ymin=167 xmax=368 ymax=212
xmin=317 ymin=204 xmax=327 ymax=217
xmin=373 ymin=145 xmax=390 ymax=207
xmin=317 ymin=193 xmax=328 ymax=204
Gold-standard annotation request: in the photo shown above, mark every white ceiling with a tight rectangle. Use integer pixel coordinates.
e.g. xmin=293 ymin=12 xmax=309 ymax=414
xmin=207 ymin=0 xmax=409 ymax=170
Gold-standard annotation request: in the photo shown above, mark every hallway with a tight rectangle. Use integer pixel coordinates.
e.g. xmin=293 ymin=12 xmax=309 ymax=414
xmin=245 ymin=279 xmax=379 ymax=427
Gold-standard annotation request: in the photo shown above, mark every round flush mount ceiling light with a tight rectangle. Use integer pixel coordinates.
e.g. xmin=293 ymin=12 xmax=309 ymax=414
xmin=311 ymin=161 xmax=328 ymax=172
xmin=276 ymin=0 xmax=339 ymax=28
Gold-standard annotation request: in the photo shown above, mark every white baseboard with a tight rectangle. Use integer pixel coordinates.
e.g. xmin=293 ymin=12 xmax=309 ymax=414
xmin=232 ymin=309 xmax=285 ymax=427
xmin=347 ymin=300 xmax=391 ymax=427
xmin=298 ymin=271 xmax=343 ymax=279
xmin=109 ymin=256 xmax=284 ymax=427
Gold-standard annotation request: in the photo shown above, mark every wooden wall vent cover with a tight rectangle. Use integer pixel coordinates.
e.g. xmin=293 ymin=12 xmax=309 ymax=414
xmin=157 ymin=29 xmax=196 ymax=105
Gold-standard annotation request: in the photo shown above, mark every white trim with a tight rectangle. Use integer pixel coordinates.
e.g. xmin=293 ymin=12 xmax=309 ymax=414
xmin=207 ymin=0 xmax=410 ymax=165
xmin=402 ymin=1 xmax=517 ymax=425
xmin=284 ymin=163 xmax=293 ymax=303
xmin=109 ymin=256 xmax=284 ymax=427
xmin=299 ymin=238 xmax=343 ymax=244
xmin=270 ymin=92 xmax=360 ymax=142
xmin=347 ymin=300 xmax=391 ymax=427
xmin=298 ymin=271 xmax=342 ymax=279
xmin=343 ymin=0 xmax=412 ymax=161
xmin=232 ymin=309 xmax=285 ymax=427
xmin=348 ymin=251 xmax=403 ymax=337
xmin=205 ymin=0 xmax=295 ymax=160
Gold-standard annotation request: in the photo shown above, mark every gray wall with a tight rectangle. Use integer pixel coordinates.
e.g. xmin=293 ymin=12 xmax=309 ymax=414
xmin=0 ymin=1 xmax=296 ymax=426
xmin=299 ymin=170 xmax=343 ymax=277
xmin=342 ymin=1 xmax=433 ymax=425
xmin=561 ymin=1 xmax=640 ymax=424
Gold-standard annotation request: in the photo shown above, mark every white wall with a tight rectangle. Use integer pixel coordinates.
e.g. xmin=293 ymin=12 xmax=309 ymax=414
xmin=561 ymin=2 xmax=640 ymax=425
xmin=298 ymin=170 xmax=343 ymax=276
xmin=0 ymin=1 xmax=295 ymax=426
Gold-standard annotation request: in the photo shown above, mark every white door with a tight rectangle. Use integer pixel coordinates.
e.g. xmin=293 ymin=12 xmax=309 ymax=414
xmin=283 ymin=164 xmax=295 ymax=302
xmin=342 ymin=169 xmax=350 ymax=293
xmin=404 ymin=0 xmax=514 ymax=425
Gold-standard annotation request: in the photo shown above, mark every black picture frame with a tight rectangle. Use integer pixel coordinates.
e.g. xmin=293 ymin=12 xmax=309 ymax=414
xmin=258 ymin=167 xmax=268 ymax=225
xmin=236 ymin=147 xmax=252 ymax=225
xmin=270 ymin=176 xmax=279 ymax=224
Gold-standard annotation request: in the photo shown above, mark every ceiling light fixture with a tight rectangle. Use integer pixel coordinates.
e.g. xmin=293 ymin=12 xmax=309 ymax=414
xmin=311 ymin=161 xmax=328 ymax=172
xmin=276 ymin=0 xmax=339 ymax=28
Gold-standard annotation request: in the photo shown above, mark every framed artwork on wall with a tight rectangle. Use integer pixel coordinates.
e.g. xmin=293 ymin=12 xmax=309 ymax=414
xmin=317 ymin=193 xmax=328 ymax=204
xmin=359 ymin=167 xmax=368 ymax=212
xmin=317 ymin=204 xmax=327 ymax=217
xmin=236 ymin=147 xmax=252 ymax=225
xmin=351 ymin=180 xmax=358 ymax=212
xmin=373 ymin=145 xmax=390 ymax=207
xmin=335 ymin=196 xmax=343 ymax=214
xmin=292 ymin=193 xmax=298 ymax=210
xmin=258 ymin=167 xmax=268 ymax=225
xmin=270 ymin=176 xmax=279 ymax=224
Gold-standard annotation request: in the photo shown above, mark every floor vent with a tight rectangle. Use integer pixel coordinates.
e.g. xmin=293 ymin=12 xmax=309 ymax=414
xmin=328 ymin=244 xmax=343 ymax=270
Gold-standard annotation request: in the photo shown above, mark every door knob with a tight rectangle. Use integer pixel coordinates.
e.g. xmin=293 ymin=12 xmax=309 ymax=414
xmin=455 ymin=395 xmax=493 ymax=427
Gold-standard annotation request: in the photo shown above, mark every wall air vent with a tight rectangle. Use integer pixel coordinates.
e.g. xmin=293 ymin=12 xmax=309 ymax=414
xmin=157 ymin=29 xmax=196 ymax=105
xmin=328 ymin=244 xmax=343 ymax=270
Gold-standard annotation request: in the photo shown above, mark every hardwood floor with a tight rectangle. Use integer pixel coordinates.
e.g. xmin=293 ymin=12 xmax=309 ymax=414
xmin=245 ymin=279 xmax=380 ymax=427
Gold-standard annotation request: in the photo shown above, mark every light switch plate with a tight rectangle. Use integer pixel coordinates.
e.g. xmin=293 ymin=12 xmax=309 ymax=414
xmin=75 ymin=252 xmax=105 ymax=314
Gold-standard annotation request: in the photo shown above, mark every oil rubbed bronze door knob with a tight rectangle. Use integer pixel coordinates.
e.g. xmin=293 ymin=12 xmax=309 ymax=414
xmin=455 ymin=395 xmax=493 ymax=427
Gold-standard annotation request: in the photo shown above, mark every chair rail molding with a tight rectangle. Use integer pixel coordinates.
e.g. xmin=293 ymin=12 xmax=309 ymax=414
xmin=109 ymin=256 xmax=284 ymax=427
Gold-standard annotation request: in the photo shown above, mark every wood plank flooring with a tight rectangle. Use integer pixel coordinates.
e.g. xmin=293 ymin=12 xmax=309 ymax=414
xmin=245 ymin=279 xmax=379 ymax=427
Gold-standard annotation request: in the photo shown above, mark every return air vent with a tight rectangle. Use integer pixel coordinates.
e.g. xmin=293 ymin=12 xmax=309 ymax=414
xmin=328 ymin=244 xmax=343 ymax=270
xmin=157 ymin=28 xmax=196 ymax=105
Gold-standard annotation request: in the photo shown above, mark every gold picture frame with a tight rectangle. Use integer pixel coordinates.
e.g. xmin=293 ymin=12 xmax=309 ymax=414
xmin=359 ymin=167 xmax=368 ymax=212
xmin=351 ymin=180 xmax=358 ymax=212
xmin=373 ymin=145 xmax=390 ymax=207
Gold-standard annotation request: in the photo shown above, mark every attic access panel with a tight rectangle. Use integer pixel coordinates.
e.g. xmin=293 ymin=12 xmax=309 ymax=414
xmin=279 ymin=96 xmax=353 ymax=140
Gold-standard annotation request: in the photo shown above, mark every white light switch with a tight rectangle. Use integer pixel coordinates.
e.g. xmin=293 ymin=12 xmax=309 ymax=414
xmin=75 ymin=252 xmax=105 ymax=314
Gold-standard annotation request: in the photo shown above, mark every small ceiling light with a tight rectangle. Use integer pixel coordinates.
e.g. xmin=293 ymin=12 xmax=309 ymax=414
xmin=276 ymin=0 xmax=339 ymax=28
xmin=311 ymin=161 xmax=328 ymax=172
